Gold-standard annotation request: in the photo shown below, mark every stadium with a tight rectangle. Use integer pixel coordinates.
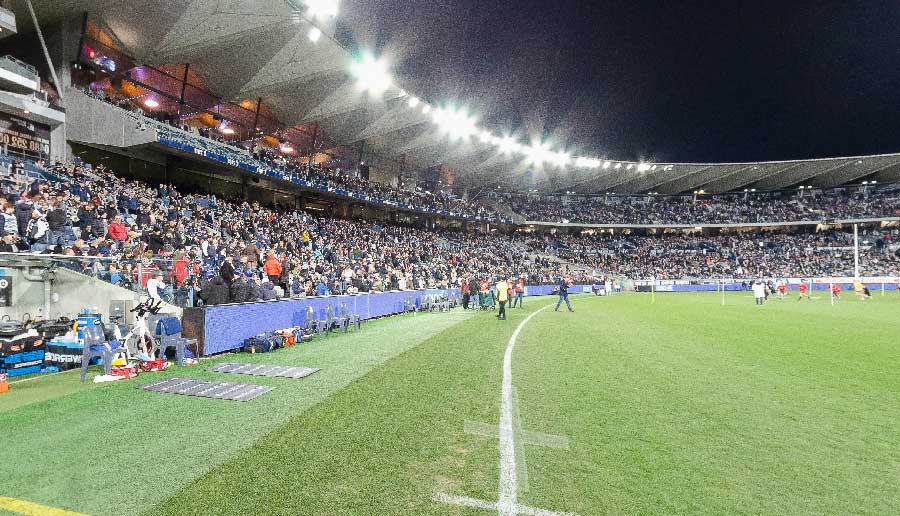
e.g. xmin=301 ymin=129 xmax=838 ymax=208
xmin=1 ymin=1 xmax=899 ymax=515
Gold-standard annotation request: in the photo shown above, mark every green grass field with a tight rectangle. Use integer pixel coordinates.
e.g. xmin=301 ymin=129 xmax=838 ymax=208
xmin=2 ymin=292 xmax=900 ymax=515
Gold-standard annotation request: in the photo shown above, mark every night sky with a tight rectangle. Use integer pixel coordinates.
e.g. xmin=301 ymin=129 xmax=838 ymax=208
xmin=338 ymin=1 xmax=900 ymax=163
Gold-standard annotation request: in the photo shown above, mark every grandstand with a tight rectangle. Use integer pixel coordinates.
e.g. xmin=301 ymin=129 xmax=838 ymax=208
xmin=1 ymin=2 xmax=900 ymax=516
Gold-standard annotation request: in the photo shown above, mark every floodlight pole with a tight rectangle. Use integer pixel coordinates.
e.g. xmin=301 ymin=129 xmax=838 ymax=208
xmin=853 ymin=223 xmax=860 ymax=279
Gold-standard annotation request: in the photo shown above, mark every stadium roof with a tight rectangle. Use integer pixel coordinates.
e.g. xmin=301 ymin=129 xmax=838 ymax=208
xmin=14 ymin=0 xmax=900 ymax=195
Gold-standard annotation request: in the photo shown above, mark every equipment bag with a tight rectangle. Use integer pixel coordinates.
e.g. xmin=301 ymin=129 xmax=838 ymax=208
xmin=243 ymin=335 xmax=275 ymax=354
xmin=0 ymin=329 xmax=43 ymax=357
xmin=279 ymin=330 xmax=296 ymax=347
xmin=3 ymin=349 xmax=46 ymax=377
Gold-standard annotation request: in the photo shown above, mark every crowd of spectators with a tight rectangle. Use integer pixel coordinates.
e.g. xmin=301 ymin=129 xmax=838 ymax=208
xmin=0 ymin=159 xmax=579 ymax=307
xmin=500 ymin=185 xmax=900 ymax=225
xmin=531 ymin=229 xmax=900 ymax=279
xmin=81 ymin=88 xmax=505 ymax=223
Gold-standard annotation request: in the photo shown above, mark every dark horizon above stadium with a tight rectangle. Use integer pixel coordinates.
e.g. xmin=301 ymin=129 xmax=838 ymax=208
xmin=338 ymin=1 xmax=900 ymax=164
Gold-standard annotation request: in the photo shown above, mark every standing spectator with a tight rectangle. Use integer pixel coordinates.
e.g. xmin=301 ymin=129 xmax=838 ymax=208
xmin=554 ymin=274 xmax=574 ymax=312
xmin=263 ymin=252 xmax=282 ymax=285
xmin=495 ymin=276 xmax=509 ymax=321
xmin=512 ymin=276 xmax=525 ymax=308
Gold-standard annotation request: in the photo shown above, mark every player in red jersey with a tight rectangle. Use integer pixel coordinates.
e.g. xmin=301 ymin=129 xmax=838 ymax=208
xmin=797 ymin=282 xmax=809 ymax=301
xmin=777 ymin=281 xmax=787 ymax=300
xmin=831 ymin=283 xmax=842 ymax=301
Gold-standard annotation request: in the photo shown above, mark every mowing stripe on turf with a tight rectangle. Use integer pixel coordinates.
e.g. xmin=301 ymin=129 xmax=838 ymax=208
xmin=0 ymin=496 xmax=89 ymax=516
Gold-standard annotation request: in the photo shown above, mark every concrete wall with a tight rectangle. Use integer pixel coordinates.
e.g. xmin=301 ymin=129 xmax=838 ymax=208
xmin=65 ymin=88 xmax=158 ymax=148
xmin=0 ymin=264 xmax=140 ymax=322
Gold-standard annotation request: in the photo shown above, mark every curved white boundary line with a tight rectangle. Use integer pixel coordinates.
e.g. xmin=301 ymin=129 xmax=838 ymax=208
xmin=499 ymin=304 xmax=554 ymax=515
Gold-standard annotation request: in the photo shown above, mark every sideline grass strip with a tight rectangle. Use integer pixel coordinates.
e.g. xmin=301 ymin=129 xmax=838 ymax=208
xmin=0 ymin=311 xmax=472 ymax=516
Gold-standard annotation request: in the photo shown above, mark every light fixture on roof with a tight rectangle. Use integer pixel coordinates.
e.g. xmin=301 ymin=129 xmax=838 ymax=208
xmin=304 ymin=0 xmax=339 ymax=20
xmin=498 ymin=135 xmax=520 ymax=155
xmin=408 ymin=96 xmax=420 ymax=108
xmin=421 ymin=104 xmax=431 ymax=114
xmin=603 ymin=161 xmax=611 ymax=169
xmin=525 ymin=140 xmax=554 ymax=166
xmin=555 ymin=151 xmax=572 ymax=168
xmin=280 ymin=143 xmax=294 ymax=153
xmin=432 ymin=105 xmax=478 ymax=141
xmin=144 ymin=98 xmax=159 ymax=109
xmin=575 ymin=157 xmax=601 ymax=168
xmin=479 ymin=130 xmax=493 ymax=144
xmin=308 ymin=27 xmax=322 ymax=42
xmin=220 ymin=124 xmax=235 ymax=135
xmin=23 ymin=109 xmax=30 ymax=114
xmin=637 ymin=163 xmax=651 ymax=172
xmin=350 ymin=52 xmax=392 ymax=97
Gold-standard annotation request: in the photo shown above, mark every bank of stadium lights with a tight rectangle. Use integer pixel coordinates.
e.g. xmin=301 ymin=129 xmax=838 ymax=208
xmin=144 ymin=98 xmax=159 ymax=109
xmin=351 ymin=53 xmax=392 ymax=97
xmin=407 ymin=96 xmax=420 ymax=108
xmin=575 ymin=157 xmax=602 ymax=168
xmin=308 ymin=27 xmax=322 ymax=42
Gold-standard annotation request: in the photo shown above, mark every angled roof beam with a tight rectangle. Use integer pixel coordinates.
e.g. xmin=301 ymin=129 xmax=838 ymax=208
xmin=752 ymin=159 xmax=854 ymax=190
xmin=702 ymin=162 xmax=803 ymax=193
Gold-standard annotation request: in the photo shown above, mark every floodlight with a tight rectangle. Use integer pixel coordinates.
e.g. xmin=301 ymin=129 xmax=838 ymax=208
xmin=525 ymin=140 xmax=553 ymax=165
xmin=305 ymin=0 xmax=339 ymax=19
xmin=603 ymin=161 xmax=611 ymax=169
xmin=498 ymin=135 xmax=519 ymax=155
xmin=351 ymin=52 xmax=392 ymax=96
xmin=408 ymin=96 xmax=420 ymax=108
xmin=432 ymin=105 xmax=478 ymax=141
xmin=308 ymin=27 xmax=322 ymax=42
xmin=144 ymin=98 xmax=159 ymax=109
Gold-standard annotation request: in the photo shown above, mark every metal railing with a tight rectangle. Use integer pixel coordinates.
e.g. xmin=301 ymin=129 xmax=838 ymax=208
xmin=0 ymin=55 xmax=39 ymax=83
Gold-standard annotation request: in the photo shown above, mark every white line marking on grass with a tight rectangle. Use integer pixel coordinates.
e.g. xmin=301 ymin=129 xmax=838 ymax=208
xmin=437 ymin=304 xmax=580 ymax=516
xmin=500 ymin=305 xmax=552 ymax=512
xmin=434 ymin=493 xmax=578 ymax=516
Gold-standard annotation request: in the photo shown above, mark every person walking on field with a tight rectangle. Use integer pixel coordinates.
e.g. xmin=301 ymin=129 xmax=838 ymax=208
xmin=495 ymin=277 xmax=509 ymax=320
xmin=555 ymin=274 xmax=574 ymax=312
